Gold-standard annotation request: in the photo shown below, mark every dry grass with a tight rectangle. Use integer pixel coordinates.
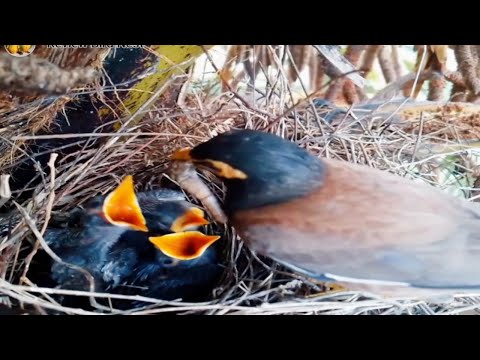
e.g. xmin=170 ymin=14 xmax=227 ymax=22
xmin=2 ymin=52 xmax=480 ymax=315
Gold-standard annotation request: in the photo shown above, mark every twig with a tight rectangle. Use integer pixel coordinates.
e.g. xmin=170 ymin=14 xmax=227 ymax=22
xmin=200 ymin=45 xmax=272 ymax=119
xmin=262 ymin=70 xmax=361 ymax=131
xmin=0 ymin=279 xmax=212 ymax=307
xmin=0 ymin=174 xmax=11 ymax=207
xmin=391 ymin=45 xmax=403 ymax=79
xmin=428 ymin=72 xmax=446 ymax=101
xmin=455 ymin=45 xmax=480 ymax=96
xmin=378 ymin=45 xmax=397 ymax=83
xmin=411 ymin=112 xmax=425 ymax=162
xmin=11 ymin=132 xmax=206 ymax=141
xmin=325 ymin=46 xmax=365 ymax=104
xmin=361 ymin=45 xmax=382 ymax=74
xmin=0 ymin=53 xmax=98 ymax=94
xmin=20 ymin=277 xmax=58 ymax=315
xmin=41 ymin=153 xmax=58 ymax=235
xmin=313 ymin=45 xmax=366 ymax=88
xmin=21 ymin=153 xmax=58 ymax=282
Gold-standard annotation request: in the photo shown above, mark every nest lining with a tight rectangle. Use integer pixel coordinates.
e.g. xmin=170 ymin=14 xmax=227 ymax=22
xmin=1 ymin=92 xmax=480 ymax=315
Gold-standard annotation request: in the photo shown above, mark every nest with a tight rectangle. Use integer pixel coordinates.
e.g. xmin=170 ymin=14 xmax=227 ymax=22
xmin=3 ymin=76 xmax=480 ymax=315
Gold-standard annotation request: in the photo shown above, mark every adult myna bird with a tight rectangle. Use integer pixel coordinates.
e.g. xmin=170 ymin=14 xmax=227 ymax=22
xmin=44 ymin=175 xmax=222 ymax=304
xmin=170 ymin=129 xmax=480 ymax=299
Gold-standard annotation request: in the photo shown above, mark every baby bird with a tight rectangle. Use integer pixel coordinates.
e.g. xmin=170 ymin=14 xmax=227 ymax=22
xmin=44 ymin=176 xmax=222 ymax=306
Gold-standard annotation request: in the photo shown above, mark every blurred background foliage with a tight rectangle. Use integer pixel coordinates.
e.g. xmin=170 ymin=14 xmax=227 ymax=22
xmin=189 ymin=45 xmax=468 ymax=104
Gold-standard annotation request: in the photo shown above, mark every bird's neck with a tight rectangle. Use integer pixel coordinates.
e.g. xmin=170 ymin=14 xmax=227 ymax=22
xmin=223 ymin=160 xmax=326 ymax=215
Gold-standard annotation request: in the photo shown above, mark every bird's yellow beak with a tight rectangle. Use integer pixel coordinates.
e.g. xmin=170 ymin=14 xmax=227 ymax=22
xmin=170 ymin=207 xmax=210 ymax=232
xmin=102 ymin=175 xmax=148 ymax=232
xmin=149 ymin=231 xmax=221 ymax=260
xmin=171 ymin=148 xmax=247 ymax=179
xmin=171 ymin=147 xmax=192 ymax=161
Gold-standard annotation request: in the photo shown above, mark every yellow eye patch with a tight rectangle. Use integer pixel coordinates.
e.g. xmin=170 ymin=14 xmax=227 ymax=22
xmin=199 ymin=160 xmax=248 ymax=180
xmin=170 ymin=147 xmax=247 ymax=179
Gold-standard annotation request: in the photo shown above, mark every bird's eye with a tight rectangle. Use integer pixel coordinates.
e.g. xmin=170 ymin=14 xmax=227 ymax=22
xmin=162 ymin=258 xmax=174 ymax=266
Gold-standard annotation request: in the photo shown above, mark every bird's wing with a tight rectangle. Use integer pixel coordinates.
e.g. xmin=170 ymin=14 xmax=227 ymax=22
xmin=238 ymin=217 xmax=480 ymax=288
xmin=233 ymin=158 xmax=480 ymax=287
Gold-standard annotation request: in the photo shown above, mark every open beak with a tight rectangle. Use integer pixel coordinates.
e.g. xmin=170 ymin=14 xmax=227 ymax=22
xmin=149 ymin=231 xmax=221 ymax=260
xmin=102 ymin=175 xmax=148 ymax=232
xmin=170 ymin=207 xmax=209 ymax=232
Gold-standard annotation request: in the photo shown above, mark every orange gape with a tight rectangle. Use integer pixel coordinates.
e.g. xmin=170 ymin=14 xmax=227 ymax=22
xmin=149 ymin=232 xmax=221 ymax=260
xmin=102 ymin=175 xmax=148 ymax=232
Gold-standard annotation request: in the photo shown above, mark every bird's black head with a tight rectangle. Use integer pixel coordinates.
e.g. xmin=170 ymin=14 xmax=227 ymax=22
xmin=137 ymin=191 xmax=209 ymax=234
xmin=172 ymin=129 xmax=326 ymax=214
xmin=82 ymin=195 xmax=106 ymax=218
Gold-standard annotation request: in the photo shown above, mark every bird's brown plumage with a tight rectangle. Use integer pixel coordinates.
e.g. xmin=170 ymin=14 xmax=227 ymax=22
xmin=232 ymin=157 xmax=480 ymax=289
xmin=170 ymin=129 xmax=480 ymax=298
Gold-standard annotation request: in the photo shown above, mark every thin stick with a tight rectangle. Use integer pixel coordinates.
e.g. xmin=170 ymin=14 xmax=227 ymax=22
xmin=411 ymin=112 xmax=425 ymax=162
xmin=11 ymin=132 xmax=206 ymax=141
xmin=0 ymin=174 xmax=11 ymax=207
xmin=20 ymin=153 xmax=58 ymax=282
xmin=200 ymin=45 xmax=272 ymax=119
